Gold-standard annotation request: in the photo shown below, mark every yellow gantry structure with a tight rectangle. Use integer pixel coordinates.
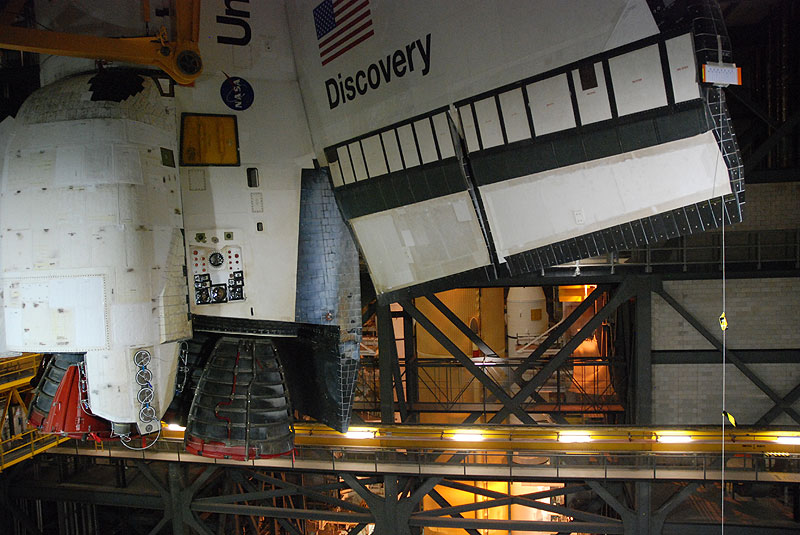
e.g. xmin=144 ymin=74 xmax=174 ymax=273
xmin=0 ymin=0 xmax=202 ymax=85
xmin=159 ymin=422 xmax=800 ymax=455
xmin=0 ymin=354 xmax=70 ymax=471
xmin=59 ymin=422 xmax=797 ymax=483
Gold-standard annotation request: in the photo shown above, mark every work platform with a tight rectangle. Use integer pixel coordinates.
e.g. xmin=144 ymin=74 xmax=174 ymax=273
xmin=0 ymin=354 xmax=70 ymax=471
xmin=48 ymin=423 xmax=800 ymax=483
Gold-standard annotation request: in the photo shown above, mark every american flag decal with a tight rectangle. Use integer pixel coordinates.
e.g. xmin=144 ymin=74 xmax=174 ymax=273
xmin=313 ymin=0 xmax=374 ymax=66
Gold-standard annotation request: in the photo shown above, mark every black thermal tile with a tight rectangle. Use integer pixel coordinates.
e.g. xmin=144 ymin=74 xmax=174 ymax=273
xmin=553 ymin=135 xmax=585 ymax=167
xmin=620 ymin=223 xmax=637 ymax=248
xmin=618 ymin=120 xmax=658 ymax=152
xmin=649 ymin=213 xmax=669 ymax=242
xmin=582 ymin=128 xmax=622 ymax=162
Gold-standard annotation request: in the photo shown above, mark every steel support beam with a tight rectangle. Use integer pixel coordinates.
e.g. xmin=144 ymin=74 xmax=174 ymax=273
xmin=663 ymin=523 xmax=800 ymax=535
xmin=635 ymin=277 xmax=653 ymax=425
xmin=635 ymin=481 xmax=653 ymax=534
xmin=399 ymin=298 xmax=536 ymax=424
xmin=11 ymin=483 xmax=164 ymax=510
xmin=431 ymin=481 xmax=616 ymax=525
xmin=0 ymin=500 xmax=45 ymax=535
xmin=192 ymin=502 xmax=372 ymax=523
xmin=377 ymin=304 xmax=397 ymax=424
xmin=167 ymin=464 xmax=187 ymax=535
xmin=427 ymin=486 xmax=585 ymax=518
xmin=588 ymin=481 xmax=637 ymax=534
xmin=727 ymin=87 xmax=781 ymax=131
xmin=408 ymin=516 xmax=624 ymax=533
xmin=391 ymin=337 xmax=410 ymax=422
xmin=656 ymin=285 xmax=800 ymax=425
xmin=510 ymin=284 xmax=608 ymax=385
xmin=757 ymin=380 xmax=800 ymax=425
xmin=490 ymin=280 xmax=635 ymax=423
xmin=349 ymin=523 xmax=369 ymax=535
xmin=424 ymin=292 xmax=565 ymax=423
xmin=205 ymin=470 xmax=370 ymax=514
xmin=427 ymin=489 xmax=481 ymax=535
xmin=341 ymin=474 xmax=440 ymax=535
xmin=744 ymin=108 xmax=800 ymax=172
xmin=425 ymin=293 xmax=502 ymax=358
xmin=403 ymin=310 xmax=419 ymax=422
xmin=652 ymin=483 xmax=699 ymax=534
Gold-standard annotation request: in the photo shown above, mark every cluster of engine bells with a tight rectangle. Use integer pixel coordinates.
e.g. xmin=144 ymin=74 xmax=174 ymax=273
xmin=28 ymin=337 xmax=295 ymax=461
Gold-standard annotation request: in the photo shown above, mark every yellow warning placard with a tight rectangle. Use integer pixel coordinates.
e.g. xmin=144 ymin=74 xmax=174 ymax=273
xmin=180 ymin=114 xmax=239 ymax=166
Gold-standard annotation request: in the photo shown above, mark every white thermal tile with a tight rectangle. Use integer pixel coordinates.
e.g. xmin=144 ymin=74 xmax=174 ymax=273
xmin=361 ymin=134 xmax=388 ymax=177
xmin=381 ymin=130 xmax=405 ymax=172
xmin=432 ymin=112 xmax=455 ymax=158
xmin=498 ymin=88 xmax=531 ymax=143
xmin=609 ymin=44 xmax=668 ymax=116
xmin=572 ymin=63 xmax=613 ymax=125
xmin=527 ymin=74 xmax=576 ymax=136
xmin=413 ymin=118 xmax=439 ymax=164
xmin=666 ymin=33 xmax=700 ymax=103
xmin=337 ymin=145 xmax=355 ymax=184
xmin=348 ymin=141 xmax=368 ymax=181
xmin=474 ymin=96 xmax=504 ymax=149
xmin=397 ymin=124 xmax=421 ymax=167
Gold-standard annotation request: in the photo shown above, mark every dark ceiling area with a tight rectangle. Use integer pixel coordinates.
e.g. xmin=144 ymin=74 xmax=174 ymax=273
xmin=719 ymin=0 xmax=799 ymax=183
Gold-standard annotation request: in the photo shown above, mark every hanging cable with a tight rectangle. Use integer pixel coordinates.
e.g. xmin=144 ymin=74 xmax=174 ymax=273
xmin=706 ymin=82 xmax=729 ymax=535
xmin=119 ymin=425 xmax=162 ymax=451
xmin=720 ymin=196 xmax=726 ymax=535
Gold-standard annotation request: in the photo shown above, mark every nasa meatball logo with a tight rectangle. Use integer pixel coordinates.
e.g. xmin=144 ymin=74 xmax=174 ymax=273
xmin=220 ymin=76 xmax=254 ymax=111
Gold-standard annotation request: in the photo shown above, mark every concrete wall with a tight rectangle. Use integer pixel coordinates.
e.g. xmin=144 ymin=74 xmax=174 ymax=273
xmin=736 ymin=182 xmax=800 ymax=231
xmin=651 ymin=277 xmax=800 ymax=425
xmin=653 ymin=362 xmax=800 ymax=425
xmin=652 ymin=278 xmax=800 ymax=350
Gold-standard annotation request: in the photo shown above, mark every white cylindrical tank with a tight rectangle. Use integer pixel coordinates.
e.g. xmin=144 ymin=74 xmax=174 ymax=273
xmin=0 ymin=73 xmax=191 ymax=434
xmin=506 ymin=287 xmax=548 ymax=358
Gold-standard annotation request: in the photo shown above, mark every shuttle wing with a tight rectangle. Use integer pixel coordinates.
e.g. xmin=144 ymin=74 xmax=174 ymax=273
xmin=288 ymin=0 xmax=744 ymax=295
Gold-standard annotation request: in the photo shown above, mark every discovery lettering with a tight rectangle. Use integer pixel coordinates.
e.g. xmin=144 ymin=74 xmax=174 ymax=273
xmin=325 ymin=33 xmax=431 ymax=110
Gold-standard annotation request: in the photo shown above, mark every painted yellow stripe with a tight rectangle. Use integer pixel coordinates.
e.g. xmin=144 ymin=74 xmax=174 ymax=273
xmin=160 ymin=423 xmax=800 ymax=455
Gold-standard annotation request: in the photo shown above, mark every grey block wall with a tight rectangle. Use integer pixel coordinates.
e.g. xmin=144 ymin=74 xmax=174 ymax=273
xmin=651 ymin=277 xmax=800 ymax=425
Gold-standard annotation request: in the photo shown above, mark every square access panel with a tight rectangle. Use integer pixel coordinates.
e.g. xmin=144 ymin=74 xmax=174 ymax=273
xmin=180 ymin=113 xmax=240 ymax=166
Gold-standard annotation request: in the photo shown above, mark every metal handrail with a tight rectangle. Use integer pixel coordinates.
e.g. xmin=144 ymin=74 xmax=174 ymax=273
xmin=565 ymin=229 xmax=800 ymax=271
xmin=52 ymin=439 xmax=800 ymax=482
xmin=0 ymin=353 xmax=42 ymax=386
xmin=0 ymin=428 xmax=70 ymax=471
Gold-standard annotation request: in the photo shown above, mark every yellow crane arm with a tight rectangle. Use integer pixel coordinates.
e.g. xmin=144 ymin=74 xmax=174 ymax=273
xmin=0 ymin=0 xmax=202 ymax=85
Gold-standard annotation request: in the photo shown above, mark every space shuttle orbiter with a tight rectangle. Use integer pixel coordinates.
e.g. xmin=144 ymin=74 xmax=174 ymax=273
xmin=0 ymin=0 xmax=742 ymax=457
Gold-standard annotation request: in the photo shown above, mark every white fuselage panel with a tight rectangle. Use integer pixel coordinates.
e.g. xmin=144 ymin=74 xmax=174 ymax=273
xmin=481 ymin=132 xmax=732 ymax=260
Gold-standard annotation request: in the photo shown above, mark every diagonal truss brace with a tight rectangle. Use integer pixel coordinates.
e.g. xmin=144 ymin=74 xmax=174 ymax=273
xmin=656 ymin=284 xmax=800 ymax=425
xmin=489 ymin=280 xmax=635 ymax=424
xmin=399 ymin=298 xmax=536 ymax=424
xmin=425 ymin=481 xmax=615 ymax=526
xmin=423 ymin=292 xmax=567 ymax=424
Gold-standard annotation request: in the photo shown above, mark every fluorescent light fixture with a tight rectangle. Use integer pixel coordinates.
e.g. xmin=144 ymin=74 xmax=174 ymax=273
xmin=657 ymin=435 xmax=692 ymax=443
xmin=776 ymin=436 xmax=800 ymax=445
xmin=558 ymin=432 xmax=592 ymax=443
xmin=166 ymin=423 xmax=186 ymax=432
xmin=345 ymin=430 xmax=376 ymax=439
xmin=451 ymin=432 xmax=484 ymax=442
